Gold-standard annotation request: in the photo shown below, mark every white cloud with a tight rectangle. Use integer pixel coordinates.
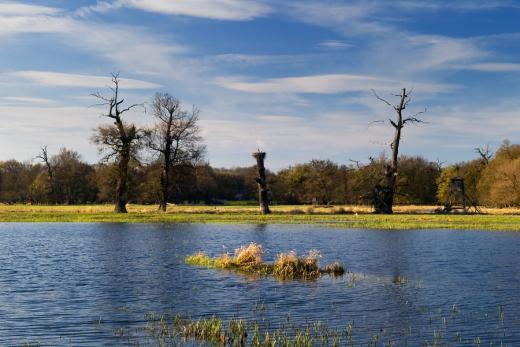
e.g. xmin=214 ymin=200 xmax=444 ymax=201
xmin=402 ymin=34 xmax=483 ymax=71
xmin=463 ymin=62 xmax=520 ymax=72
xmin=217 ymin=74 xmax=456 ymax=94
xmin=78 ymin=0 xmax=271 ymax=21
xmin=0 ymin=2 xmax=60 ymax=16
xmin=286 ymin=1 xmax=486 ymax=76
xmin=0 ymin=96 xmax=56 ymax=104
xmin=12 ymin=71 xmax=161 ymax=89
xmin=319 ymin=40 xmax=353 ymax=49
xmin=0 ymin=105 xmax=101 ymax=162
xmin=0 ymin=4 xmax=188 ymax=77
xmin=286 ymin=2 xmax=387 ymax=36
xmin=0 ymin=11 xmax=74 ymax=35
xmin=395 ymin=0 xmax=520 ymax=11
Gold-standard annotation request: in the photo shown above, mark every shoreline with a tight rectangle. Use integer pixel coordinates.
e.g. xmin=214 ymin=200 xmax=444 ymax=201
xmin=0 ymin=204 xmax=519 ymax=231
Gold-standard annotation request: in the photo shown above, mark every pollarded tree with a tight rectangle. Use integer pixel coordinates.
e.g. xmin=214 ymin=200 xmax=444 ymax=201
xmin=146 ymin=93 xmax=205 ymax=212
xmin=371 ymin=88 xmax=426 ymax=213
xmin=91 ymin=74 xmax=144 ymax=213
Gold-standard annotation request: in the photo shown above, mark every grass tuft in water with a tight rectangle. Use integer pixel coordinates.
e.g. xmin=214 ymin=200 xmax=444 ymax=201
xmin=272 ymin=249 xmax=321 ymax=280
xmin=186 ymin=243 xmax=346 ymax=280
xmin=322 ymin=262 xmax=346 ymax=276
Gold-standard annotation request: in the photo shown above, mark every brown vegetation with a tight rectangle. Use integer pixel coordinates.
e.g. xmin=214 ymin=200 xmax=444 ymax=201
xmin=186 ymin=243 xmax=346 ymax=280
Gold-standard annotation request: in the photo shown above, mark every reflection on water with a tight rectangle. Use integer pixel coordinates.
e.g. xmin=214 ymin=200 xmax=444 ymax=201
xmin=0 ymin=223 xmax=519 ymax=345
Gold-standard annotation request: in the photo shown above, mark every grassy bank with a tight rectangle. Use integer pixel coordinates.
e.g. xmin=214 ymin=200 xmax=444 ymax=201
xmin=0 ymin=204 xmax=519 ymax=231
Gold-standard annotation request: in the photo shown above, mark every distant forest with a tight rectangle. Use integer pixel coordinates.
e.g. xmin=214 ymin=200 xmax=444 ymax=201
xmin=0 ymin=140 xmax=519 ymax=207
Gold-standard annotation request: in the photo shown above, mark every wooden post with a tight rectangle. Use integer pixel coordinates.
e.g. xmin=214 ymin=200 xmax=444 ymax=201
xmin=253 ymin=151 xmax=270 ymax=214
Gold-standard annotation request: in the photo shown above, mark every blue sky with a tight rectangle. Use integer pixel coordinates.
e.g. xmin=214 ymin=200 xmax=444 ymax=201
xmin=1 ymin=0 xmax=520 ymax=170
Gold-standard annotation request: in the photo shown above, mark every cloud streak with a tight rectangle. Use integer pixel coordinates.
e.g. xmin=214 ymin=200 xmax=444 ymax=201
xmin=0 ymin=2 xmax=61 ymax=16
xmin=0 ymin=3 xmax=189 ymax=78
xmin=217 ymin=74 xmax=456 ymax=94
xmin=78 ymin=0 xmax=271 ymax=21
xmin=13 ymin=71 xmax=161 ymax=89
xmin=462 ymin=62 xmax=520 ymax=72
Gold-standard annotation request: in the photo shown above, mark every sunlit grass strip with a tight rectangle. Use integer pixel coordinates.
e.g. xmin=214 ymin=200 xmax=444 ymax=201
xmin=0 ymin=204 xmax=519 ymax=230
xmin=186 ymin=243 xmax=345 ymax=280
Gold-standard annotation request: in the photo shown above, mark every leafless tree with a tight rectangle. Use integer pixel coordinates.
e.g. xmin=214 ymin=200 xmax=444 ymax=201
xmin=36 ymin=145 xmax=55 ymax=203
xmin=474 ymin=144 xmax=493 ymax=166
xmin=146 ymin=93 xmax=205 ymax=212
xmin=371 ymin=88 xmax=426 ymax=213
xmin=91 ymin=74 xmax=144 ymax=213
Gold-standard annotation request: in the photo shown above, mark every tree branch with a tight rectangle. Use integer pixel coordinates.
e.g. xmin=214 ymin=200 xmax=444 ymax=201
xmin=371 ymin=89 xmax=393 ymax=108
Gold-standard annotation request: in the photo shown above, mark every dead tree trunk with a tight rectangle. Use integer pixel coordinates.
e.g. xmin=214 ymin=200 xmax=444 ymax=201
xmin=372 ymin=88 xmax=426 ymax=214
xmin=115 ymin=135 xmax=131 ymax=213
xmin=36 ymin=145 xmax=55 ymax=204
xmin=253 ymin=151 xmax=270 ymax=214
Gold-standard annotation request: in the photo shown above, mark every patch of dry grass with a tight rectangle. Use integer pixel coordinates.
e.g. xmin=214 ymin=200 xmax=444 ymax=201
xmin=234 ymin=243 xmax=263 ymax=265
xmin=273 ymin=250 xmax=321 ymax=280
xmin=186 ymin=243 xmax=346 ymax=280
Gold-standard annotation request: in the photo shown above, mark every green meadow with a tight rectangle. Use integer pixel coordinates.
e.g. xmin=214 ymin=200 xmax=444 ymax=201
xmin=0 ymin=204 xmax=519 ymax=231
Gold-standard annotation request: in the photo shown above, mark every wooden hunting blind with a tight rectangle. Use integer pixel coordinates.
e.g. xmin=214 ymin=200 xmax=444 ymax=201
xmin=450 ymin=176 xmax=465 ymax=193
xmin=443 ymin=176 xmax=481 ymax=214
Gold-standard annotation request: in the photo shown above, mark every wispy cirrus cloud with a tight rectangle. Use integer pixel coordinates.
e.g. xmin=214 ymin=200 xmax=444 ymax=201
xmin=0 ymin=96 xmax=56 ymax=104
xmin=318 ymin=40 xmax=353 ymax=49
xmin=0 ymin=6 xmax=74 ymax=35
xmin=13 ymin=71 xmax=160 ymax=89
xmin=395 ymin=0 xmax=520 ymax=11
xmin=0 ymin=2 xmax=61 ymax=16
xmin=462 ymin=62 xmax=520 ymax=72
xmin=284 ymin=1 xmax=485 ymax=75
xmin=0 ymin=3 xmax=188 ymax=77
xmin=217 ymin=74 xmax=456 ymax=94
xmin=77 ymin=0 xmax=271 ymax=21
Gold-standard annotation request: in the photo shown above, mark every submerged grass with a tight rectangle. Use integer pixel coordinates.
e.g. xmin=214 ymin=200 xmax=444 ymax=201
xmin=0 ymin=204 xmax=520 ymax=231
xmin=144 ymin=313 xmax=348 ymax=347
xmin=139 ymin=304 xmax=513 ymax=347
xmin=186 ymin=243 xmax=345 ymax=280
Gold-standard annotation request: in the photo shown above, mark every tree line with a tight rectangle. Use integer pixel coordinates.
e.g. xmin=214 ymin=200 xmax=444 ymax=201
xmin=1 ymin=76 xmax=519 ymax=210
xmin=2 ymin=142 xmax=520 ymax=208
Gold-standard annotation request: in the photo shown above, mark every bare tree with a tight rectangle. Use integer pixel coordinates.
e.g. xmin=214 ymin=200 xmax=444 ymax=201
xmin=36 ymin=145 xmax=55 ymax=203
xmin=91 ymin=74 xmax=143 ymax=213
xmin=474 ymin=144 xmax=493 ymax=166
xmin=371 ymin=88 xmax=426 ymax=213
xmin=146 ymin=93 xmax=205 ymax=212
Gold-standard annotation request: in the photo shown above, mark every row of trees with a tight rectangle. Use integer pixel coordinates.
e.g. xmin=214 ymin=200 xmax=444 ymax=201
xmin=1 ymin=76 xmax=518 ymax=211
xmin=1 ymin=142 xmax=519 ymax=207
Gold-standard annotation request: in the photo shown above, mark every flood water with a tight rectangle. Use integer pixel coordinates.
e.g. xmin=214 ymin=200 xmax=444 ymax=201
xmin=0 ymin=223 xmax=519 ymax=346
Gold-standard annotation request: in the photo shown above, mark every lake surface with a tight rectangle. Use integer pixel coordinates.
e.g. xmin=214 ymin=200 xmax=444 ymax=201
xmin=0 ymin=223 xmax=519 ymax=346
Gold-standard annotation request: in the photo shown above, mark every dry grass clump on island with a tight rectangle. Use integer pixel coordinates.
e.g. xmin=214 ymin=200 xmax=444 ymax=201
xmin=186 ymin=242 xmax=345 ymax=280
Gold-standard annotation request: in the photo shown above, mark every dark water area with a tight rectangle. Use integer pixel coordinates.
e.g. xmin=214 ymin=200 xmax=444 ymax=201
xmin=0 ymin=223 xmax=519 ymax=346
